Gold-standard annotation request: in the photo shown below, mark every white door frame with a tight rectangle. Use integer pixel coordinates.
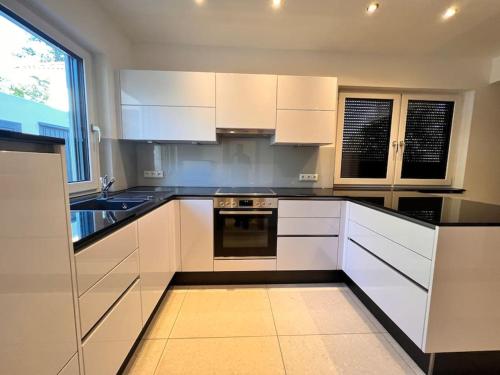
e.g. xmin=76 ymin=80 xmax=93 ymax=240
xmin=334 ymin=92 xmax=401 ymax=185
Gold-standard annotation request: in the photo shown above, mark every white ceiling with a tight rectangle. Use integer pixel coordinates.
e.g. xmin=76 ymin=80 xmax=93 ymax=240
xmin=96 ymin=0 xmax=500 ymax=58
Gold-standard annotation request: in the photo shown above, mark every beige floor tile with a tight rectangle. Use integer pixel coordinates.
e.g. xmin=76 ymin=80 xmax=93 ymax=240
xmin=170 ymin=287 xmax=276 ymax=338
xmin=123 ymin=339 xmax=167 ymax=375
xmin=382 ymin=333 xmax=426 ymax=375
xmin=343 ymin=288 xmax=387 ymax=333
xmin=268 ymin=285 xmax=377 ymax=335
xmin=280 ymin=334 xmax=415 ymax=375
xmin=144 ymin=288 xmax=187 ymax=339
xmin=155 ymin=336 xmax=285 ymax=375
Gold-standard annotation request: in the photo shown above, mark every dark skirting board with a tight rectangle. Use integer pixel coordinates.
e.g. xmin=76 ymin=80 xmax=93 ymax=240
xmin=172 ymin=270 xmax=344 ymax=285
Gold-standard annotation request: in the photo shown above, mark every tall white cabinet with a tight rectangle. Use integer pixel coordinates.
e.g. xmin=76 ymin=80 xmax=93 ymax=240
xmin=120 ymin=70 xmax=216 ymax=142
xmin=180 ymin=199 xmax=214 ymax=271
xmin=273 ymin=75 xmax=338 ymax=145
xmin=0 ymin=148 xmax=79 ymax=375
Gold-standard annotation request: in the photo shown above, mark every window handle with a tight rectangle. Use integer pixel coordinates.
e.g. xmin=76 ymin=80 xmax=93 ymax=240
xmin=92 ymin=124 xmax=101 ymax=143
xmin=392 ymin=140 xmax=399 ymax=153
xmin=399 ymin=140 xmax=405 ymax=149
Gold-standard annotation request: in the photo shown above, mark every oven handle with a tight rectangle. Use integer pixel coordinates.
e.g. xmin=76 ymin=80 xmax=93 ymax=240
xmin=218 ymin=210 xmax=273 ymax=215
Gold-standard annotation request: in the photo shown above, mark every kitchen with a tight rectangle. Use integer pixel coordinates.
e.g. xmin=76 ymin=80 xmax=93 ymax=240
xmin=1 ymin=1 xmax=500 ymax=374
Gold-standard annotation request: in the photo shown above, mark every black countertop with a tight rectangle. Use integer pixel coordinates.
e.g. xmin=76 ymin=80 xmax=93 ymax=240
xmin=71 ymin=186 xmax=500 ymax=252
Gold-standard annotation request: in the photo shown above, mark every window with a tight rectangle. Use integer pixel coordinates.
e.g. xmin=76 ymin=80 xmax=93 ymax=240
xmin=335 ymin=92 xmax=458 ymax=186
xmin=0 ymin=6 xmax=93 ymax=185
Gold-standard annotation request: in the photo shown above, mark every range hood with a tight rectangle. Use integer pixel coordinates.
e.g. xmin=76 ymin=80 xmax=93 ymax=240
xmin=216 ymin=128 xmax=275 ymax=137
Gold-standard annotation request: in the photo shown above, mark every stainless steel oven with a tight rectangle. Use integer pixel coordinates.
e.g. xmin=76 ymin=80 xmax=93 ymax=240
xmin=214 ymin=197 xmax=278 ymax=258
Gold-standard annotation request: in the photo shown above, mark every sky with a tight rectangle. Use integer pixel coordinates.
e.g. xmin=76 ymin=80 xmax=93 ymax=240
xmin=0 ymin=13 xmax=69 ymax=112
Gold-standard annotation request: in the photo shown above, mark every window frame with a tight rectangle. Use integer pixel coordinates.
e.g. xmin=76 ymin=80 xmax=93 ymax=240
xmin=334 ymin=92 xmax=401 ymax=185
xmin=393 ymin=93 xmax=460 ymax=186
xmin=0 ymin=1 xmax=100 ymax=194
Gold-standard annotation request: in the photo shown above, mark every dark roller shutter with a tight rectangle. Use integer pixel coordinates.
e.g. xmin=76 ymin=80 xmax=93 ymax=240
xmin=341 ymin=98 xmax=394 ymax=178
xmin=401 ymin=100 xmax=454 ymax=179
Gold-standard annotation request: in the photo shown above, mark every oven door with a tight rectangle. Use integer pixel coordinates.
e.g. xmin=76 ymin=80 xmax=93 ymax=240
xmin=214 ymin=209 xmax=277 ymax=258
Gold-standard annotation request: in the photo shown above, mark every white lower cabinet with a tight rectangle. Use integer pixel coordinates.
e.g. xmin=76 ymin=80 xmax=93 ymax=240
xmin=344 ymin=240 xmax=428 ymax=348
xmin=278 ymin=217 xmax=340 ymax=236
xmin=82 ymin=280 xmax=142 ymax=375
xmin=180 ymin=199 xmax=214 ymax=271
xmin=277 ymin=237 xmax=338 ymax=270
xmin=79 ymin=250 xmax=140 ymax=337
xmin=58 ymin=354 xmax=79 ymax=375
xmin=138 ymin=203 xmax=172 ymax=323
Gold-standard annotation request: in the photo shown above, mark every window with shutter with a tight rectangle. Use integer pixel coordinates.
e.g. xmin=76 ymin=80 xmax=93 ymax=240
xmin=400 ymin=100 xmax=454 ymax=179
xmin=340 ymin=98 xmax=394 ymax=179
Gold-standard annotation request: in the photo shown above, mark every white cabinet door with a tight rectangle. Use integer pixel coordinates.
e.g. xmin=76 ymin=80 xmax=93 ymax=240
xmin=278 ymin=200 xmax=341 ymax=218
xmin=278 ymin=218 xmax=340 ymax=236
xmin=0 ymin=151 xmax=77 ymax=375
xmin=167 ymin=200 xmax=182 ymax=273
xmin=58 ymin=354 xmax=80 ymax=375
xmin=277 ymin=75 xmax=337 ymax=111
xmin=216 ymin=73 xmax=277 ymax=129
xmin=274 ymin=109 xmax=336 ymax=145
xmin=138 ymin=204 xmax=171 ymax=322
xmin=344 ymin=240 xmax=428 ymax=348
xmin=277 ymin=237 xmax=338 ymax=270
xmin=120 ymin=70 xmax=215 ymax=107
xmin=122 ymin=105 xmax=216 ymax=142
xmin=82 ymin=280 xmax=142 ymax=375
xmin=180 ymin=199 xmax=214 ymax=271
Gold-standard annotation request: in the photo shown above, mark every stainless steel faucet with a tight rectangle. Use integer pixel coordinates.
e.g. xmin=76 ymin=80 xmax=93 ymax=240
xmin=100 ymin=175 xmax=116 ymax=198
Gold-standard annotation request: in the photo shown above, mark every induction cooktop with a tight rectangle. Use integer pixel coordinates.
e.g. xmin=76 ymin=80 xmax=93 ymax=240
xmin=215 ymin=187 xmax=276 ymax=196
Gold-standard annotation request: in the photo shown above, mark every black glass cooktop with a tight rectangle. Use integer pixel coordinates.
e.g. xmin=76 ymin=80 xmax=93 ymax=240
xmin=216 ymin=187 xmax=276 ymax=195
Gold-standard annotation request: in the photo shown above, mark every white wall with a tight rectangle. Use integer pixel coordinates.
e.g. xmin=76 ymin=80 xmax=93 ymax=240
xmin=462 ymin=82 xmax=500 ymax=204
xmin=131 ymin=43 xmax=492 ymax=90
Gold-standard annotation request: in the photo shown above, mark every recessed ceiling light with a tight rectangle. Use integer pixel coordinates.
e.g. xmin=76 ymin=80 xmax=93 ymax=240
xmin=272 ymin=0 xmax=282 ymax=10
xmin=366 ymin=2 xmax=379 ymax=14
xmin=442 ymin=6 xmax=458 ymax=20
xmin=194 ymin=0 xmax=205 ymax=5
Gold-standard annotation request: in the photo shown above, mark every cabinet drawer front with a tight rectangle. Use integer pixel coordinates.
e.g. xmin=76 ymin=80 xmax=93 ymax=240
xmin=274 ymin=110 xmax=336 ymax=145
xmin=278 ymin=218 xmax=340 ymax=235
xmin=82 ymin=280 xmax=142 ymax=375
xmin=277 ymin=237 xmax=338 ymax=271
xmin=75 ymin=222 xmax=138 ymax=296
xmin=120 ymin=70 xmax=215 ymax=107
xmin=122 ymin=106 xmax=216 ymax=142
xmin=349 ymin=203 xmax=435 ymax=259
xmin=277 ymin=75 xmax=338 ymax=111
xmin=345 ymin=240 xmax=428 ymax=348
xmin=348 ymin=221 xmax=432 ymax=288
xmin=79 ymin=250 xmax=139 ymax=337
xmin=279 ymin=200 xmax=341 ymax=218
xmin=214 ymin=259 xmax=276 ymax=271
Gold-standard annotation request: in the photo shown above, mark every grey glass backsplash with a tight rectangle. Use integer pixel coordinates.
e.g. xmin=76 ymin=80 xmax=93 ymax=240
xmin=136 ymin=137 xmax=335 ymax=187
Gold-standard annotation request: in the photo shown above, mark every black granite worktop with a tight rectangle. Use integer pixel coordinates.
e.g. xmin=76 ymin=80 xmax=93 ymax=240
xmin=71 ymin=186 xmax=500 ymax=252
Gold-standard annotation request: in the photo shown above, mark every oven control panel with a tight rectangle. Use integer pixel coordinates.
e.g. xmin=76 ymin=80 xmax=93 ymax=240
xmin=214 ymin=197 xmax=278 ymax=209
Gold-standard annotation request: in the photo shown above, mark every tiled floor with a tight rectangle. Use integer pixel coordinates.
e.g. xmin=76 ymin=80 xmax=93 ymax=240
xmin=124 ymin=284 xmax=425 ymax=375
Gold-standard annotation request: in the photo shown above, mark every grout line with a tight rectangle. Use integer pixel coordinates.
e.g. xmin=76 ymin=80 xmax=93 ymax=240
xmin=266 ymin=286 xmax=288 ymax=375
xmin=152 ymin=289 xmax=189 ymax=375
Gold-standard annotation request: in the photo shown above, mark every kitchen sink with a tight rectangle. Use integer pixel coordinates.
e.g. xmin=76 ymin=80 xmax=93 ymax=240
xmin=70 ymin=198 xmax=149 ymax=211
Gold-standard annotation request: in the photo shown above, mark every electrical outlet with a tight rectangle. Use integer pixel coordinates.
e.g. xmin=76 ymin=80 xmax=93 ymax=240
xmin=144 ymin=170 xmax=164 ymax=178
xmin=299 ymin=174 xmax=319 ymax=182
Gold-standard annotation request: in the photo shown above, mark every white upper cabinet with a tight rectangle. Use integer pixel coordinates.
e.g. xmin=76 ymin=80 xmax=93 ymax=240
xmin=122 ymin=106 xmax=216 ymax=142
xmin=273 ymin=75 xmax=338 ymax=145
xmin=120 ymin=70 xmax=215 ymax=107
xmin=277 ymin=75 xmax=338 ymax=111
xmin=120 ymin=70 xmax=216 ymax=142
xmin=216 ymin=73 xmax=277 ymax=130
